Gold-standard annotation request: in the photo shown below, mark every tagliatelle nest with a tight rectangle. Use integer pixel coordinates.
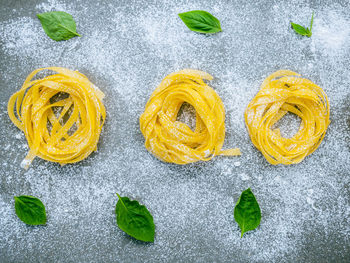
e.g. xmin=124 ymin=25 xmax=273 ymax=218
xmin=245 ymin=70 xmax=330 ymax=165
xmin=8 ymin=67 xmax=106 ymax=169
xmin=140 ymin=69 xmax=241 ymax=164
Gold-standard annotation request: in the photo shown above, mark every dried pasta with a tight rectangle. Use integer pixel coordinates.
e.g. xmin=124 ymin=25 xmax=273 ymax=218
xmin=245 ymin=70 xmax=330 ymax=165
xmin=7 ymin=67 xmax=106 ymax=169
xmin=140 ymin=69 xmax=241 ymax=164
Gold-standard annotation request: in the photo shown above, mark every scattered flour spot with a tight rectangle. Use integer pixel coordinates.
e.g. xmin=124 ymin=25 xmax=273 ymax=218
xmin=222 ymin=165 xmax=232 ymax=176
xmin=312 ymin=10 xmax=350 ymax=54
xmin=204 ymin=149 xmax=211 ymax=157
xmin=35 ymin=0 xmax=68 ymax=12
xmin=307 ymin=189 xmax=314 ymax=195
xmin=274 ymin=175 xmax=282 ymax=182
xmin=0 ymin=17 xmax=42 ymax=53
xmin=240 ymin=173 xmax=250 ymax=181
xmin=234 ymin=161 xmax=241 ymax=167
xmin=306 ymin=196 xmax=320 ymax=211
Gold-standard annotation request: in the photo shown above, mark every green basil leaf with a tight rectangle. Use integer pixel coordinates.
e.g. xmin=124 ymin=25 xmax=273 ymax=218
xmin=291 ymin=12 xmax=314 ymax=38
xmin=234 ymin=188 xmax=261 ymax=238
xmin=178 ymin=10 xmax=222 ymax=34
xmin=37 ymin=11 xmax=81 ymax=41
xmin=14 ymin=195 xmax=47 ymax=225
xmin=115 ymin=193 xmax=155 ymax=242
xmin=291 ymin=22 xmax=309 ymax=36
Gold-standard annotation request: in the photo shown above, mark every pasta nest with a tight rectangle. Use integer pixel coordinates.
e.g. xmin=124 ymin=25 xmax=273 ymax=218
xmin=8 ymin=67 xmax=106 ymax=169
xmin=245 ymin=70 xmax=330 ymax=165
xmin=140 ymin=69 xmax=240 ymax=164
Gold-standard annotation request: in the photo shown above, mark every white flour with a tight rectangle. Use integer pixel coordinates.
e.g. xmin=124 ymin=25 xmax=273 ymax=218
xmin=0 ymin=0 xmax=349 ymax=262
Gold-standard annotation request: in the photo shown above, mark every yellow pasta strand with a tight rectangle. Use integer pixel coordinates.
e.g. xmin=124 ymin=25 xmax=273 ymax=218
xmin=140 ymin=69 xmax=241 ymax=164
xmin=245 ymin=70 xmax=330 ymax=165
xmin=7 ymin=67 xmax=106 ymax=169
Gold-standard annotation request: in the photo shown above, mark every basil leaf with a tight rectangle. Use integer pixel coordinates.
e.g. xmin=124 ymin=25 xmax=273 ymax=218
xmin=291 ymin=22 xmax=309 ymax=36
xmin=234 ymin=188 xmax=261 ymax=238
xmin=178 ymin=10 xmax=222 ymax=34
xmin=37 ymin=11 xmax=81 ymax=41
xmin=115 ymin=193 xmax=155 ymax=242
xmin=291 ymin=12 xmax=314 ymax=38
xmin=14 ymin=195 xmax=47 ymax=225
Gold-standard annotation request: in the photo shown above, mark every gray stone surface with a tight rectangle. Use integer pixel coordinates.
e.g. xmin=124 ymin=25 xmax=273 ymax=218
xmin=0 ymin=0 xmax=349 ymax=262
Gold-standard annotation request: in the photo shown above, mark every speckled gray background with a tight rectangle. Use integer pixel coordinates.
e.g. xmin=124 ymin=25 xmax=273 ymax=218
xmin=0 ymin=0 xmax=350 ymax=262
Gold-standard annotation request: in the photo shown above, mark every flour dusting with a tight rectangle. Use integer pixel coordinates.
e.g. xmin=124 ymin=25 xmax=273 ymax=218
xmin=0 ymin=0 xmax=350 ymax=262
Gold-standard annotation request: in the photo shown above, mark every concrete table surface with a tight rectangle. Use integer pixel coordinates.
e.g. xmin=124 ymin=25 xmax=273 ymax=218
xmin=0 ymin=0 xmax=349 ymax=262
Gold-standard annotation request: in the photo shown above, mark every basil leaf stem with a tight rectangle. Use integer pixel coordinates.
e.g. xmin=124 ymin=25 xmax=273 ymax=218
xmin=309 ymin=11 xmax=314 ymax=32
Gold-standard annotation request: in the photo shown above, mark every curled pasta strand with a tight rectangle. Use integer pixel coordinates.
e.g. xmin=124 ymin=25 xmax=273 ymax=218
xmin=140 ymin=69 xmax=241 ymax=164
xmin=245 ymin=70 xmax=330 ymax=165
xmin=7 ymin=67 xmax=106 ymax=169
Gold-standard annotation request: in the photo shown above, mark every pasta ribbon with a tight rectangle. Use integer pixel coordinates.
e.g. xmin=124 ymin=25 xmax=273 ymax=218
xmin=140 ymin=69 xmax=241 ymax=164
xmin=245 ymin=70 xmax=330 ymax=165
xmin=7 ymin=67 xmax=106 ymax=169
